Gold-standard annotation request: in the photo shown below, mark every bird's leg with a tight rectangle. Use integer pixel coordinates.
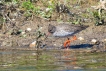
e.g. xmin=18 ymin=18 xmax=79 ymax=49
xmin=72 ymin=35 xmax=77 ymax=41
xmin=63 ymin=37 xmax=71 ymax=49
xmin=63 ymin=36 xmax=77 ymax=48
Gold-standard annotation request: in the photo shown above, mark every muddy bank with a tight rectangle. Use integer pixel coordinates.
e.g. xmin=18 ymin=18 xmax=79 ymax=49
xmin=0 ymin=0 xmax=106 ymax=52
xmin=0 ymin=19 xmax=106 ymax=52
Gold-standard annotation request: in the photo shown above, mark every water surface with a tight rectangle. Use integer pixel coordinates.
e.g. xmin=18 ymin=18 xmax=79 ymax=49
xmin=0 ymin=48 xmax=106 ymax=71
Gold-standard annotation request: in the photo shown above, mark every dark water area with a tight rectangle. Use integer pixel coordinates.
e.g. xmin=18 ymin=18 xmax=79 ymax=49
xmin=0 ymin=48 xmax=106 ymax=71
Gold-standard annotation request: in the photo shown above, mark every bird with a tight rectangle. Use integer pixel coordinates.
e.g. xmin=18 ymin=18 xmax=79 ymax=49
xmin=48 ymin=24 xmax=89 ymax=49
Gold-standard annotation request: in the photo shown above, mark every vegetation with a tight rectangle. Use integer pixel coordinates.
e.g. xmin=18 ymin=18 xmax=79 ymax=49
xmin=0 ymin=0 xmax=105 ymax=27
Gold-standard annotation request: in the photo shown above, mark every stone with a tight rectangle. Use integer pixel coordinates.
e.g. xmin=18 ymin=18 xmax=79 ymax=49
xmin=26 ymin=28 xmax=32 ymax=32
xmin=29 ymin=41 xmax=36 ymax=48
xmin=91 ymin=39 xmax=97 ymax=44
xmin=78 ymin=37 xmax=84 ymax=41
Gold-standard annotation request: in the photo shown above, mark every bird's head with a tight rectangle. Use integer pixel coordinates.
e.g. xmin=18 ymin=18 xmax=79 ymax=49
xmin=48 ymin=24 xmax=56 ymax=34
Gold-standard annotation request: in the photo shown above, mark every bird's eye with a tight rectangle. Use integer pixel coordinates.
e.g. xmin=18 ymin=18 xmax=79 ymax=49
xmin=49 ymin=30 xmax=52 ymax=31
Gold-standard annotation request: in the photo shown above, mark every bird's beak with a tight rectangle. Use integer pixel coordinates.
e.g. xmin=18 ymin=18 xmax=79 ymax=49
xmin=46 ymin=32 xmax=51 ymax=36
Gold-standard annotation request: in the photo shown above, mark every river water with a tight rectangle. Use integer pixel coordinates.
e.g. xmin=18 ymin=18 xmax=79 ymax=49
xmin=0 ymin=48 xmax=106 ymax=71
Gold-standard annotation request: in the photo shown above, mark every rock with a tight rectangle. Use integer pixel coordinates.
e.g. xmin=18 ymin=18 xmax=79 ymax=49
xmin=102 ymin=39 xmax=106 ymax=42
xmin=91 ymin=39 xmax=97 ymax=44
xmin=91 ymin=39 xmax=100 ymax=45
xmin=29 ymin=41 xmax=36 ymax=48
xmin=46 ymin=8 xmax=52 ymax=12
xmin=78 ymin=37 xmax=84 ymax=41
xmin=104 ymin=39 xmax=106 ymax=42
xmin=26 ymin=28 xmax=32 ymax=32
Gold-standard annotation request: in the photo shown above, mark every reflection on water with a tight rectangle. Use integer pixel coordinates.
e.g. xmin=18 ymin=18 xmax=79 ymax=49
xmin=0 ymin=49 xmax=106 ymax=71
